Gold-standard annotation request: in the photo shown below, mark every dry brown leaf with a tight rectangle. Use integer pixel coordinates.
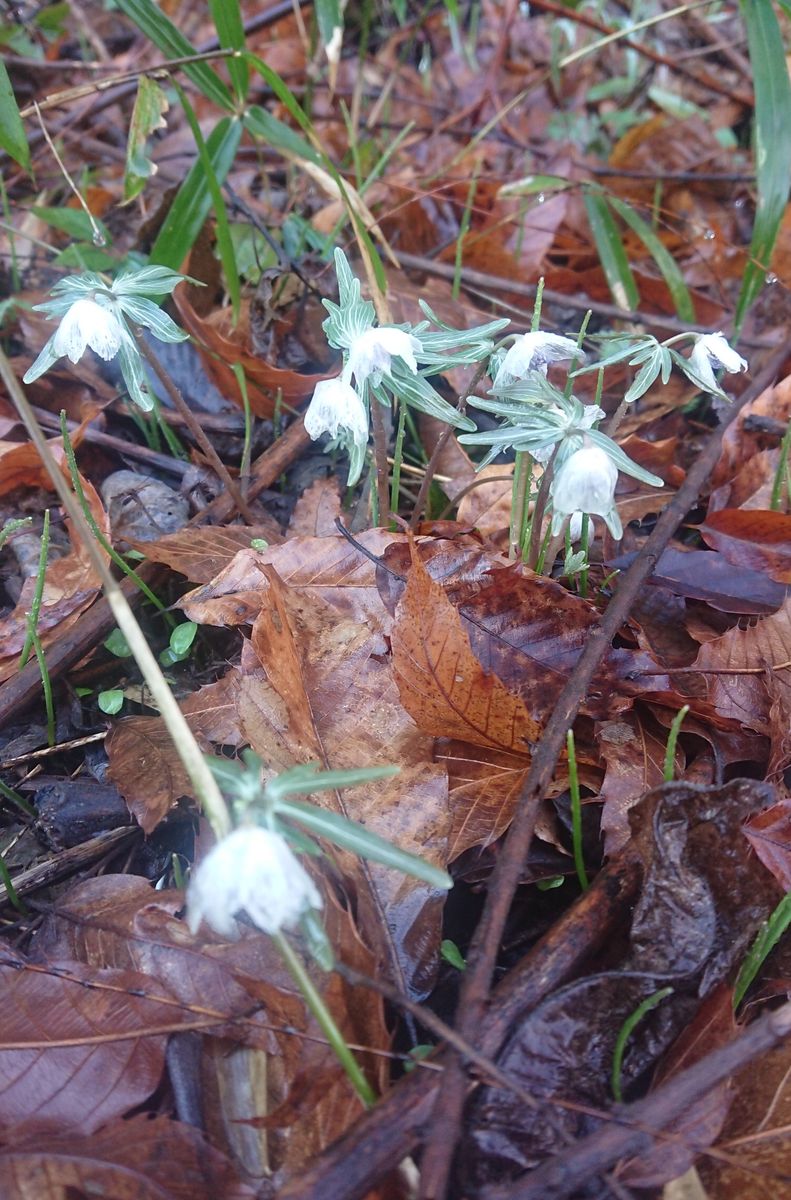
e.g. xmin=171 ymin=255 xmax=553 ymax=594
xmin=287 ymin=477 xmax=343 ymax=537
xmin=128 ymin=523 xmax=282 ymax=583
xmin=179 ymin=529 xmax=406 ymax=632
xmin=690 ymin=597 xmax=791 ymax=734
xmin=235 ymin=567 xmax=450 ymax=995
xmin=598 ymin=712 xmax=673 ymax=856
xmin=391 ymin=545 xmax=542 ymax=752
xmin=105 ymin=670 xmax=244 ymax=831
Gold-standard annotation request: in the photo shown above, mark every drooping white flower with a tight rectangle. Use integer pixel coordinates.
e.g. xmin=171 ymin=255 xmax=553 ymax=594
xmin=687 ymin=332 xmax=748 ymax=394
xmin=51 ymin=297 xmax=125 ymax=364
xmin=187 ymin=826 xmax=322 ymax=940
xmin=492 ymin=331 xmax=582 ymax=390
xmin=551 ymin=444 xmax=622 ymax=540
xmin=304 ymin=377 xmax=369 ymax=445
xmin=346 ymin=326 xmax=421 ymax=388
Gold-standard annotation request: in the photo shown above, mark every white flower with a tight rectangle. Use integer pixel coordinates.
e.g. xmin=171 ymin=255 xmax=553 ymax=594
xmin=187 ymin=826 xmax=322 ymax=939
xmin=346 ymin=326 xmax=421 ymax=388
xmin=52 ymin=297 xmax=126 ymax=363
xmin=304 ymin=377 xmax=369 ymax=445
xmin=687 ymin=332 xmax=748 ymax=394
xmin=493 ymin=331 xmax=582 ymax=389
xmin=551 ymin=444 xmax=622 ymax=540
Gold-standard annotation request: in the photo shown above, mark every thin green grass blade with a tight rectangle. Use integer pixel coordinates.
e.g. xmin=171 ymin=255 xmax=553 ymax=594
xmin=0 ymin=61 xmax=29 ymax=170
xmin=115 ymin=0 xmax=233 ymax=112
xmin=207 ymin=0 xmax=248 ymax=101
xmin=605 ymin=194 xmax=695 ymax=322
xmin=176 ymin=87 xmax=240 ymax=321
xmin=737 ymin=0 xmax=791 ymax=328
xmin=583 ymin=190 xmax=639 ymax=312
xmin=150 ymin=117 xmax=242 ymax=270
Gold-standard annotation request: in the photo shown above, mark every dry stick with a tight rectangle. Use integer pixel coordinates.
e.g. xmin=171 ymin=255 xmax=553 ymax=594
xmin=416 ymin=344 xmax=790 ymax=1200
xmin=134 ymin=336 xmax=256 ymax=524
xmin=409 ymin=358 xmax=491 ymax=529
xmin=480 ymin=998 xmax=791 ymax=1200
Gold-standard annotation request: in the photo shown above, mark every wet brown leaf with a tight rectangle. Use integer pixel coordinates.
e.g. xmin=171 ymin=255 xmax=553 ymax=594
xmin=598 ymin=712 xmax=672 ymax=856
xmin=391 ymin=548 xmax=542 ymax=752
xmin=0 ymin=1114 xmax=255 ymax=1199
xmin=287 ymin=477 xmax=343 ymax=537
xmin=701 ymin=508 xmax=791 ymax=583
xmin=128 ymin=523 xmax=283 ymax=583
xmin=0 ymin=948 xmax=188 ymax=1136
xmin=106 ymin=670 xmax=244 ymax=831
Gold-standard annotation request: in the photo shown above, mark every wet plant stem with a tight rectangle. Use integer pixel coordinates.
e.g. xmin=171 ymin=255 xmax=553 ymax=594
xmin=509 ymin=452 xmax=530 ymax=561
xmin=410 ymin=357 xmax=491 ymax=529
xmin=134 ymin=334 xmax=256 ymax=524
xmin=525 ymin=445 xmax=558 ymax=569
xmin=0 ymin=346 xmax=232 ymax=841
xmin=370 ymin=400 xmax=391 ymax=524
xmin=273 ymin=931 xmax=377 ymax=1108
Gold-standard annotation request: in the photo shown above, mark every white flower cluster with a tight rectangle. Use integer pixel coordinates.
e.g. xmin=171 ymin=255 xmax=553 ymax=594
xmin=187 ymin=825 xmax=322 ymax=939
xmin=23 ymin=266 xmax=188 ymax=410
xmin=304 ymin=326 xmax=420 ymax=453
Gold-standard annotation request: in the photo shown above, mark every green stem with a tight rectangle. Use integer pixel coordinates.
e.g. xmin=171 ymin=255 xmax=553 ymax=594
xmin=566 ymin=729 xmax=589 ymax=892
xmin=390 ymin=399 xmax=408 ymax=518
xmin=771 ymin=421 xmax=791 ymax=510
xmin=273 ymin=931 xmax=376 ymax=1108
xmin=663 ymin=704 xmax=689 ymax=782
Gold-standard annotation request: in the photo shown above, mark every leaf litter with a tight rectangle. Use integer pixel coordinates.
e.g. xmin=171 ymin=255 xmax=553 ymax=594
xmin=1 ymin=2 xmax=791 ymax=1198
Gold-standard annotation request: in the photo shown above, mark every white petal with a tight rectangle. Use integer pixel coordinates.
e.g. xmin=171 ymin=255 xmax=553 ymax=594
xmin=52 ymin=298 xmax=124 ymax=364
xmin=551 ymin=445 xmax=618 ymax=520
xmin=687 ymin=341 xmax=720 ymax=393
xmin=304 ymin=378 xmax=369 ymax=445
xmin=493 ymin=331 xmax=581 ymax=388
xmin=347 ymin=326 xmax=420 ymax=386
xmin=187 ymin=827 xmax=322 ymax=939
xmin=699 ymin=332 xmax=747 ymax=375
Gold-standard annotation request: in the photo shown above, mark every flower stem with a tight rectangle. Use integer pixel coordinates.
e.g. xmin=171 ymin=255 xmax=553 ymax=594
xmin=272 ymin=931 xmax=377 ymax=1108
xmin=369 ymin=400 xmax=391 ymax=525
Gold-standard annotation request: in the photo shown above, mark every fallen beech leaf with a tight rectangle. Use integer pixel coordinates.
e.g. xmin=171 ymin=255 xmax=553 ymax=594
xmin=0 ymin=1114 xmax=255 ymax=1198
xmin=744 ymin=799 xmax=791 ymax=890
xmin=106 ymin=670 xmax=244 ymax=831
xmin=236 ymin=567 xmax=451 ymax=995
xmin=0 ymin=949 xmax=187 ymax=1136
xmin=613 ymin=546 xmax=789 ymax=615
xmin=689 ymin=596 xmax=791 ymax=734
xmin=180 ymin=530 xmax=406 ymax=633
xmin=128 ymin=522 xmax=283 ymax=583
xmin=287 ymin=477 xmax=343 ymax=537
xmin=391 ymin=547 xmax=542 ymax=752
xmin=701 ymin=508 xmax=791 ymax=583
